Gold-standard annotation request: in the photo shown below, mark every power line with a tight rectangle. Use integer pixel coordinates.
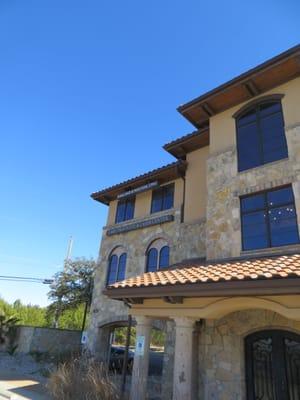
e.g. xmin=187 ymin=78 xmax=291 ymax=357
xmin=0 ymin=275 xmax=54 ymax=284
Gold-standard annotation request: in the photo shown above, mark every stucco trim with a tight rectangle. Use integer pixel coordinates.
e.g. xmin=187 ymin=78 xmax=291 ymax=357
xmin=130 ymin=296 xmax=300 ymax=321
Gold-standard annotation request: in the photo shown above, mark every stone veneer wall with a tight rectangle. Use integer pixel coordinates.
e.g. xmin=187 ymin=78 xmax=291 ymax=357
xmin=87 ymin=206 xmax=206 ymax=357
xmin=198 ymin=309 xmax=300 ymax=400
xmin=206 ymin=124 xmax=300 ymax=260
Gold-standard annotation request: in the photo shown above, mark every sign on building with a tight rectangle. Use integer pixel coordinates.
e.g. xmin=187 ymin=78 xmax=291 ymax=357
xmin=135 ymin=335 xmax=145 ymax=356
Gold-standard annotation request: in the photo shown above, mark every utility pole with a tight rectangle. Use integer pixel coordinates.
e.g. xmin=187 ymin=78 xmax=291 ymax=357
xmin=53 ymin=236 xmax=74 ymax=328
xmin=65 ymin=236 xmax=73 ymax=261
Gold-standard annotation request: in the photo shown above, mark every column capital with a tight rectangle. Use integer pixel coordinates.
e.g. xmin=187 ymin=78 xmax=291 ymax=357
xmin=134 ymin=315 xmax=152 ymax=327
xmin=173 ymin=317 xmax=197 ymax=329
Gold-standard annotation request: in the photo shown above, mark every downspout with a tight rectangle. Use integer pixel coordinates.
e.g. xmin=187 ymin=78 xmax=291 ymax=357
xmin=181 ymin=174 xmax=186 ymax=223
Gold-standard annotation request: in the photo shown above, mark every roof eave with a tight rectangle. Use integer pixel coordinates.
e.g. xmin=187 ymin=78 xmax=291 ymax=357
xmin=103 ymin=277 xmax=300 ymax=301
xmin=91 ymin=160 xmax=187 ymax=205
xmin=177 ymin=44 xmax=300 ymax=128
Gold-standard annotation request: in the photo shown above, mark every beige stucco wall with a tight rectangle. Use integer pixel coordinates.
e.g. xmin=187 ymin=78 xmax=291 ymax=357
xmin=107 ymin=178 xmax=184 ymax=226
xmin=184 ymin=146 xmax=209 ymax=222
xmin=206 ymin=75 xmax=300 ymax=260
xmin=209 ymin=76 xmax=300 ymax=156
xmin=131 ymin=295 xmax=300 ymax=321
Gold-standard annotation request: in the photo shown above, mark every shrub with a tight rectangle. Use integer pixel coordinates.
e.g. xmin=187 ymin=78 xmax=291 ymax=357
xmin=47 ymin=357 xmax=119 ymax=400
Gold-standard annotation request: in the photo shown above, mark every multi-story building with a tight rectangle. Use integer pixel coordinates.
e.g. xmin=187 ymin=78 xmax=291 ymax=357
xmin=87 ymin=44 xmax=300 ymax=400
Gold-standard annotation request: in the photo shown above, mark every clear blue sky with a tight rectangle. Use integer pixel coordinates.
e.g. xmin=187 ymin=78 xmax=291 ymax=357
xmin=0 ymin=0 xmax=299 ymax=306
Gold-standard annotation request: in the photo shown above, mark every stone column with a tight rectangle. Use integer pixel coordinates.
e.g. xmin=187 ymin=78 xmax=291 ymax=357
xmin=130 ymin=316 xmax=152 ymax=400
xmin=172 ymin=317 xmax=196 ymax=400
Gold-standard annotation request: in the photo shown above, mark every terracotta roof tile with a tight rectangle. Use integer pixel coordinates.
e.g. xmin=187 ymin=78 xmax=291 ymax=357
xmin=109 ymin=253 xmax=300 ymax=290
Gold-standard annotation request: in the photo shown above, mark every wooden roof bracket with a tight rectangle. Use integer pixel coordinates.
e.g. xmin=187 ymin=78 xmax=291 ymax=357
xmin=243 ymin=79 xmax=261 ymax=97
xmin=201 ymin=102 xmax=215 ymax=117
xmin=163 ymin=296 xmax=183 ymax=304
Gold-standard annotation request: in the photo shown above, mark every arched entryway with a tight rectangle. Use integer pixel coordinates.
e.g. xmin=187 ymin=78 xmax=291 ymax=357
xmin=245 ymin=330 xmax=300 ymax=400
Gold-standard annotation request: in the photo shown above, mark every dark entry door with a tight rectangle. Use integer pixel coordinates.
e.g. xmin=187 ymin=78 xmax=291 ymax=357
xmin=245 ymin=330 xmax=300 ymax=400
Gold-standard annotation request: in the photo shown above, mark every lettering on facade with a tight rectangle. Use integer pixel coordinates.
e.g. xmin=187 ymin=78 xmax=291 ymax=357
xmin=106 ymin=214 xmax=174 ymax=236
xmin=117 ymin=181 xmax=159 ymax=200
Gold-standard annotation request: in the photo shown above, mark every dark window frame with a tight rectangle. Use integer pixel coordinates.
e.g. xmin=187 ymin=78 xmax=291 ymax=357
xmin=146 ymin=245 xmax=170 ymax=272
xmin=240 ymin=185 xmax=300 ymax=251
xmin=106 ymin=252 xmax=127 ymax=286
xmin=115 ymin=197 xmax=135 ymax=224
xmin=146 ymin=248 xmax=158 ymax=273
xmin=150 ymin=184 xmax=174 ymax=214
xmin=235 ymin=97 xmax=288 ymax=172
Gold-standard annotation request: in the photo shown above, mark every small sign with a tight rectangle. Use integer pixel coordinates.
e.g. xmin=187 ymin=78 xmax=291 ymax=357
xmin=117 ymin=181 xmax=159 ymax=200
xmin=135 ymin=335 xmax=145 ymax=356
xmin=106 ymin=214 xmax=174 ymax=236
xmin=81 ymin=331 xmax=88 ymax=344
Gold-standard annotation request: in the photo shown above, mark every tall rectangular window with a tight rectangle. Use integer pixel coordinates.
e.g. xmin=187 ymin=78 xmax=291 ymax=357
xmin=236 ymin=100 xmax=288 ymax=172
xmin=241 ymin=186 xmax=299 ymax=251
xmin=115 ymin=197 xmax=135 ymax=223
xmin=151 ymin=184 xmax=174 ymax=214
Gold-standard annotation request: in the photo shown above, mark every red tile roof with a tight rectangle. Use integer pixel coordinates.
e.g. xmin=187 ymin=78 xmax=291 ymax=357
xmin=109 ymin=253 xmax=300 ymax=290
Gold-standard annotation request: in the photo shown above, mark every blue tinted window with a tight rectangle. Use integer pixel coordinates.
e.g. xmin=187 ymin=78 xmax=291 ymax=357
xmin=241 ymin=186 xmax=299 ymax=251
xmin=237 ymin=101 xmax=287 ymax=172
xmin=117 ymin=253 xmax=127 ymax=281
xmin=267 ymin=186 xmax=294 ymax=207
xmin=159 ymin=246 xmax=169 ymax=269
xmin=115 ymin=198 xmax=135 ymax=223
xmin=269 ymin=206 xmax=299 ymax=247
xmin=260 ymin=113 xmax=287 ymax=164
xmin=242 ymin=211 xmax=268 ymax=250
xmin=241 ymin=193 xmax=265 ymax=213
xmin=146 ymin=248 xmax=158 ymax=272
xmin=151 ymin=184 xmax=174 ymax=213
xmin=237 ymin=123 xmax=261 ymax=171
xmin=107 ymin=255 xmax=118 ymax=285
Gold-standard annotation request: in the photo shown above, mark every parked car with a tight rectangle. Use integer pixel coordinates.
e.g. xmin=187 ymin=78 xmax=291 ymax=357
xmin=109 ymin=346 xmax=134 ymax=373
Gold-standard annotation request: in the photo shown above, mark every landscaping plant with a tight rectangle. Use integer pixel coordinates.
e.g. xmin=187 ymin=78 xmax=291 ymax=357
xmin=47 ymin=356 xmax=120 ymax=400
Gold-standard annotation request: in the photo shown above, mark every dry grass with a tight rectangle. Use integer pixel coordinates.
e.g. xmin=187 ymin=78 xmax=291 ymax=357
xmin=47 ymin=357 xmax=120 ymax=400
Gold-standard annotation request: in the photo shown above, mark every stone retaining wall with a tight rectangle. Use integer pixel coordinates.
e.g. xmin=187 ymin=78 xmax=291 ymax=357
xmin=14 ymin=326 xmax=81 ymax=356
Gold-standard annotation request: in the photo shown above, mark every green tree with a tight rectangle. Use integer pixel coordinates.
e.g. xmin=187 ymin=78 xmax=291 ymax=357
xmin=47 ymin=258 xmax=95 ymax=329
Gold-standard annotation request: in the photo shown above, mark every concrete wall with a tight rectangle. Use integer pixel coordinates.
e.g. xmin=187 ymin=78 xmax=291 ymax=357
xmin=15 ymin=326 xmax=81 ymax=355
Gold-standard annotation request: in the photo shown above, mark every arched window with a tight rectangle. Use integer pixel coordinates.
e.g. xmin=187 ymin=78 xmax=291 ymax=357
xmin=117 ymin=253 xmax=127 ymax=281
xmin=235 ymin=98 xmax=288 ymax=172
xmin=146 ymin=248 xmax=158 ymax=273
xmin=146 ymin=239 xmax=170 ymax=272
xmin=159 ymin=246 xmax=169 ymax=269
xmin=107 ymin=254 xmax=118 ymax=285
xmin=107 ymin=248 xmax=127 ymax=285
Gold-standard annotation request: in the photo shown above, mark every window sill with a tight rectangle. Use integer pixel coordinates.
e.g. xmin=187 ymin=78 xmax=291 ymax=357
xmin=241 ymin=243 xmax=300 ymax=258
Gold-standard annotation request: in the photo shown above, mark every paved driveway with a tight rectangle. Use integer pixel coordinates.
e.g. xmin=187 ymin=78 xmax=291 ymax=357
xmin=0 ymin=374 xmax=50 ymax=400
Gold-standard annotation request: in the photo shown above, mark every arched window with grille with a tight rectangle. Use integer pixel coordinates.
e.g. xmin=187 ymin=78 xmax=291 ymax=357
xmin=159 ymin=246 xmax=169 ymax=269
xmin=146 ymin=239 xmax=170 ymax=272
xmin=106 ymin=248 xmax=127 ymax=285
xmin=235 ymin=97 xmax=288 ymax=172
